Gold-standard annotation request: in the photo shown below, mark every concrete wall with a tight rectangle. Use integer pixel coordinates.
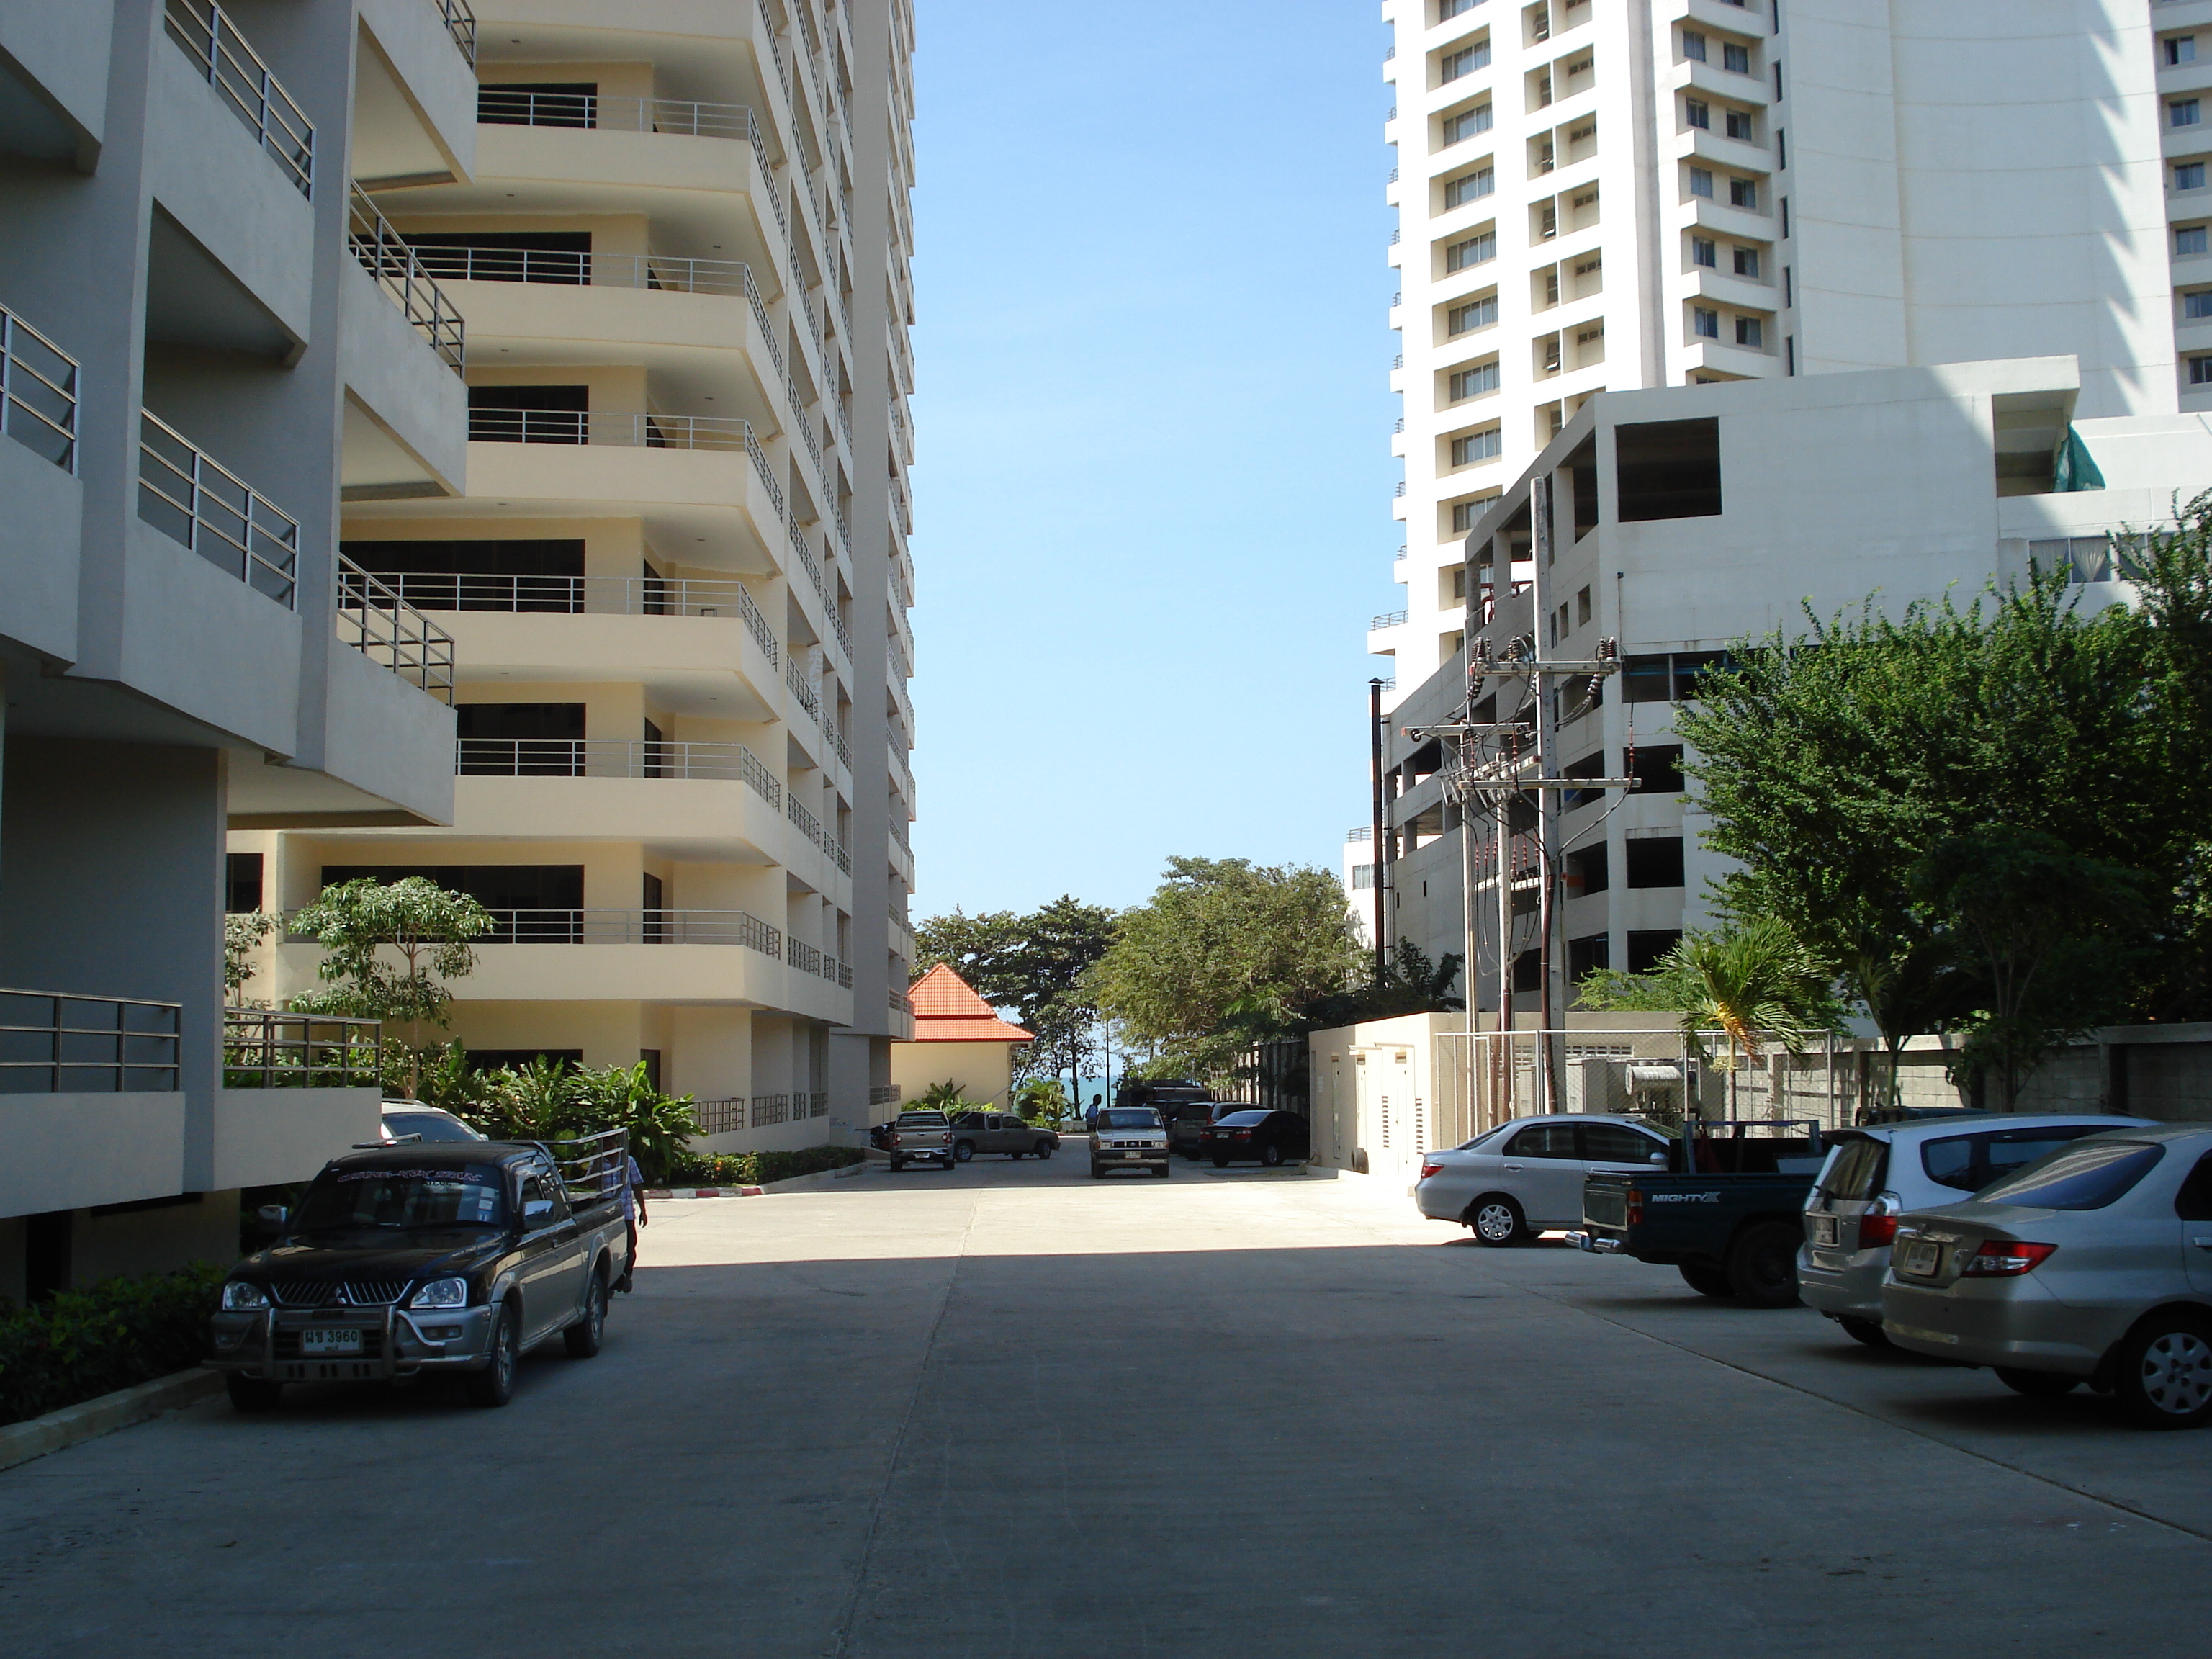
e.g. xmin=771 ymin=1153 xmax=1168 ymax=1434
xmin=891 ymin=1041 xmax=1016 ymax=1112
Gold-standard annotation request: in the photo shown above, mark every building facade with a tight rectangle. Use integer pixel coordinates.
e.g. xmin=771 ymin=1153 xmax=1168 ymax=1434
xmin=0 ymin=0 xmax=469 ymax=1298
xmin=230 ymin=0 xmax=920 ymax=1146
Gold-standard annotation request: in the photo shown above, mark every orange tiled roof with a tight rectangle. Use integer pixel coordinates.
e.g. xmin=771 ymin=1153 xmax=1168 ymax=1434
xmin=907 ymin=963 xmax=1033 ymax=1043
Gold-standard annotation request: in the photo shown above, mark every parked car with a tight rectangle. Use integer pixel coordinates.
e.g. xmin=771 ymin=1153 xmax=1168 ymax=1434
xmin=1799 ymin=1112 xmax=2157 ymax=1346
xmin=207 ymin=1139 xmax=630 ymax=1411
xmin=886 ymin=1110 xmax=957 ymax=1172
xmin=1091 ymin=1107 xmax=1170 ymax=1178
xmin=1164 ymin=1100 xmax=1241 ymax=1159
xmin=948 ymin=1111 xmax=1058 ymax=1161
xmin=1883 ymin=1124 xmax=2212 ymax=1427
xmin=1421 ymin=1113 xmax=1672 ymax=1245
xmin=1577 ymin=1118 xmax=1830 ymax=1304
xmin=1201 ymin=1109 xmax=1310 ymax=1168
xmin=378 ymin=1102 xmax=485 ymax=1144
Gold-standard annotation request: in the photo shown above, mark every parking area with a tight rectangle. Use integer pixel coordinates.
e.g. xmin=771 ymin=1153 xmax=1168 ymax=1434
xmin=1 ymin=1153 xmax=2203 ymax=1656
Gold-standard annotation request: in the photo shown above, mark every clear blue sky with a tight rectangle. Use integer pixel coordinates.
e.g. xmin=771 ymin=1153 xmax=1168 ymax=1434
xmin=904 ymin=0 xmax=1398 ymax=923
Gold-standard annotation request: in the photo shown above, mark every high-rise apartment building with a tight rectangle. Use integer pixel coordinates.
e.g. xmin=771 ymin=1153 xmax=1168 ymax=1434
xmin=0 ymin=0 xmax=469 ymax=1297
xmin=231 ymin=0 xmax=921 ymax=1143
xmin=1375 ymin=0 xmax=2180 ymax=702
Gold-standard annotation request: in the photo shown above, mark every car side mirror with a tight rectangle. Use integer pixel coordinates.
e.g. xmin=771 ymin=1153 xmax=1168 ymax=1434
xmin=1648 ymin=1152 xmax=1669 ymax=1166
xmin=523 ymin=1198 xmax=554 ymax=1227
xmin=257 ymin=1203 xmax=289 ymax=1226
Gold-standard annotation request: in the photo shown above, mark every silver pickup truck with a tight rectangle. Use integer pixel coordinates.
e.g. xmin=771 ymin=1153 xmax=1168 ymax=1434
xmin=886 ymin=1110 xmax=958 ymax=1172
xmin=207 ymin=1135 xmax=631 ymax=1411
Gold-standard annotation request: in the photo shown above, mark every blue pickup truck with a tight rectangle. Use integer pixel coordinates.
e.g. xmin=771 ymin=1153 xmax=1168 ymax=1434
xmin=1575 ymin=1118 xmax=1828 ymax=1306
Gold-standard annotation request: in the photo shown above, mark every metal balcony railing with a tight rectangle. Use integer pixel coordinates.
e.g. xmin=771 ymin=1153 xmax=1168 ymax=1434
xmin=434 ymin=0 xmax=476 ymax=65
xmin=868 ymin=1084 xmax=901 ymax=1107
xmin=347 ymin=186 xmax=464 ymax=373
xmin=889 ymin=989 xmax=912 ymax=1016
xmin=0 ymin=989 xmax=181 ymax=1094
xmin=468 ymin=908 xmax=783 ymax=953
xmin=479 ymin=88 xmax=760 ymax=140
xmin=691 ymin=1096 xmax=745 ymax=1134
xmin=138 ymin=411 xmax=297 ymax=606
xmin=751 ymin=1092 xmax=791 ymax=1128
xmin=456 ymin=738 xmax=781 ymax=801
xmin=417 ymin=246 xmax=763 ymax=302
xmin=786 ymin=656 xmax=822 ymax=722
xmin=163 ymin=0 xmax=313 ymax=197
xmin=835 ymin=839 xmax=853 ymax=876
xmin=1372 ymin=609 xmax=1408 ymax=629
xmin=787 ymin=791 xmax=824 ymax=848
xmin=0 ymin=303 xmax=76 ymax=472
xmin=222 ymin=1009 xmax=382 ymax=1089
xmin=466 ymin=408 xmax=762 ymax=451
xmin=787 ymin=938 xmax=822 ymax=976
xmin=338 ymin=555 xmax=455 ymax=701
xmin=353 ymin=570 xmax=780 ymax=665
xmin=835 ymin=959 xmax=853 ymax=988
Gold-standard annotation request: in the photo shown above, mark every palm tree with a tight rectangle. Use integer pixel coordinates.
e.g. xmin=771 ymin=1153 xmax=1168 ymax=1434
xmin=1658 ymin=920 xmax=1833 ymax=1116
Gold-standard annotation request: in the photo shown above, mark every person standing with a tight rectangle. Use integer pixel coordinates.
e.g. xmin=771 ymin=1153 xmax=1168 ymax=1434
xmin=616 ymin=1148 xmax=647 ymax=1293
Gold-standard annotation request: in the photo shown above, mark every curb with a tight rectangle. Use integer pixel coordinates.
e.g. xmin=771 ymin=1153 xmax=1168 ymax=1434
xmin=645 ymin=1185 xmax=765 ymax=1199
xmin=1 ymin=1366 xmax=224 ymax=1475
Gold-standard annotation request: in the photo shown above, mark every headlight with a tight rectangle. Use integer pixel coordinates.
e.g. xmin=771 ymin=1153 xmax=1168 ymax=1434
xmin=221 ymin=1280 xmax=269 ymax=1311
xmin=410 ymin=1276 xmax=469 ymax=1309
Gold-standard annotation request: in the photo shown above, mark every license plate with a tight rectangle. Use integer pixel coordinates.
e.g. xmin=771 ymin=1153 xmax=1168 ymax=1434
xmin=1810 ymin=1215 xmax=1838 ymax=1247
xmin=1120 ymin=1151 xmax=1145 ymax=1159
xmin=301 ymin=1328 xmax=364 ymax=1356
xmin=1900 ymin=1241 xmax=1941 ymax=1278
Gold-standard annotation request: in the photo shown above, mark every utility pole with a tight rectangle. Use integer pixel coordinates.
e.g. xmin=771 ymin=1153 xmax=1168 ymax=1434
xmin=1369 ymin=677 xmax=1388 ymax=979
xmin=1528 ymin=474 xmax=1563 ymax=1115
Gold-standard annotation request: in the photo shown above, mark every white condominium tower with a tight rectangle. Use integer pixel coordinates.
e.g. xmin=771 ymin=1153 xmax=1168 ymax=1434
xmin=1375 ymin=0 xmax=2186 ymax=699
xmin=233 ymin=0 xmax=921 ymax=1143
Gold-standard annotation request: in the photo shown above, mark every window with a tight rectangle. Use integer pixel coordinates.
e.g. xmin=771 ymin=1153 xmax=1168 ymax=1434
xmin=1445 ymin=166 xmax=1496 ymax=207
xmin=2180 ymin=225 xmax=2210 ymax=256
xmin=2179 ymin=101 xmax=2204 ymax=129
xmin=1505 ymin=1123 xmax=1579 ymax=1159
xmin=2191 ymin=356 xmax=2212 ymax=385
xmin=1723 ymin=42 xmax=1750 ymax=73
xmin=1729 ymin=176 xmax=1758 ymax=209
xmin=1922 ymin=1127 xmax=2119 ymax=1195
xmin=1615 ymin=418 xmax=1722 ymax=521
xmin=1442 ymin=42 xmax=1490 ymax=82
xmin=1626 ymin=930 xmax=1681 ymax=974
xmin=2170 ymin=36 xmax=2198 ymax=66
xmin=1725 ymin=109 xmax=1755 ymax=141
xmin=1681 ymin=29 xmax=1707 ymax=62
xmin=1780 ymin=196 xmax=1790 ymax=237
xmin=1691 ymin=237 xmax=1717 ymax=269
xmin=1685 ymin=97 xmax=1710 ymax=130
xmin=1451 ymin=428 xmax=1502 ymax=465
xmin=1692 ymin=307 xmax=1719 ymax=338
xmin=1732 ymin=246 xmax=1760 ymax=278
xmin=1689 ymin=166 xmax=1714 ymax=198
xmin=2178 ymin=162 xmax=2206 ymax=192
xmin=2188 ymin=291 xmax=2212 ymax=318
xmin=1776 ymin=127 xmax=1786 ymax=168
xmin=1447 ymin=230 xmax=1497 ymax=271
xmin=1782 ymin=266 xmax=1792 ymax=306
xmin=1350 ymin=863 xmax=1375 ymax=890
xmin=2028 ymin=536 xmax=2114 ymax=583
xmin=1735 ymin=315 xmax=1763 ymax=347
xmin=1444 ymin=104 xmax=1493 ymax=144
xmin=1568 ymin=933 xmax=1611 ymax=983
xmin=1627 ymin=743 xmax=1685 ymax=795
xmin=1565 ymin=838 xmax=1607 ymax=891
xmin=225 ymin=853 xmax=264 ymax=915
xmin=1624 ymin=837 xmax=1686 ymax=889
xmin=1583 ymin=1123 xmax=1662 ymax=1163
xmin=1450 ymin=500 xmax=1479 ymax=532
xmin=1786 ymin=335 xmax=1795 ymax=374
xmin=1450 ymin=361 xmax=1501 ymax=399
xmin=1449 ymin=294 xmax=1499 ymax=333
xmin=1974 ymin=1141 xmax=2164 ymax=1211
xmin=1441 ymin=0 xmax=1481 ymax=17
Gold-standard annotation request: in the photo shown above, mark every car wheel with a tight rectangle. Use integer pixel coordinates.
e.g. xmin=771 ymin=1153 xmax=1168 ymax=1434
xmin=564 ymin=1269 xmax=607 ymax=1358
xmin=466 ymin=1301 xmax=520 ymax=1408
xmin=1838 ymin=1316 xmax=1889 ymax=1348
xmin=1089 ymin=1161 xmax=1105 ymax=1179
xmin=225 ymin=1374 xmax=284 ymax=1413
xmin=1996 ymin=1366 xmax=2079 ymax=1398
xmin=953 ymin=1141 xmax=974 ymax=1163
xmin=1210 ymin=1154 xmax=1229 ymax=1169
xmin=1468 ymin=1195 xmax=1527 ymax=1247
xmin=1153 ymin=1164 xmax=1171 ymax=1179
xmin=889 ymin=1156 xmax=904 ymax=1172
xmin=1725 ymin=1221 xmax=1802 ymax=1308
xmin=1678 ymin=1262 xmax=1735 ymax=1298
xmin=1260 ymin=1144 xmax=1284 ymax=1168
xmin=2113 ymin=1314 xmax=2212 ymax=1429
xmin=1035 ymin=1141 xmax=1054 ymax=1159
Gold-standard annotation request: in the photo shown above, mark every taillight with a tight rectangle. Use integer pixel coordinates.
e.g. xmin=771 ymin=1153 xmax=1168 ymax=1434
xmin=1858 ymin=1194 xmax=1900 ymax=1249
xmin=1625 ymin=1188 xmax=1644 ymax=1227
xmin=1960 ymin=1240 xmax=2057 ymax=1277
xmin=1420 ymin=1161 xmax=1444 ymax=1179
xmin=1235 ymin=1130 xmax=1252 ymax=1141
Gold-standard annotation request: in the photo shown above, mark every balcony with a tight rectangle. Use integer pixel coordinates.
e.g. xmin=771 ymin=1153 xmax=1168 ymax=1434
xmin=137 ymin=411 xmax=297 ymax=606
xmin=0 ymin=989 xmax=181 ymax=1094
xmin=366 ymin=570 xmax=780 ymax=662
xmin=163 ymin=0 xmax=313 ymax=197
xmin=457 ymin=737 xmax=782 ymax=801
xmin=1 ymin=305 xmax=77 ymax=472
xmin=336 ymin=556 xmax=455 ymax=701
xmin=433 ymin=0 xmax=477 ymax=65
xmin=347 ymin=187 xmax=464 ymax=374
xmin=0 ymin=989 xmax=193 ymax=1219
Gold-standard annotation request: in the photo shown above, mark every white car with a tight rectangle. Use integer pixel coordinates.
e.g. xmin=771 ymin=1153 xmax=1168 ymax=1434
xmin=1416 ymin=1113 xmax=1673 ymax=1245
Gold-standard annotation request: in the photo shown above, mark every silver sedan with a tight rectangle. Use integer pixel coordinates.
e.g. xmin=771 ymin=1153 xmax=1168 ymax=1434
xmin=1415 ymin=1113 xmax=1672 ymax=1245
xmin=1799 ymin=1112 xmax=2154 ymax=1348
xmin=1881 ymin=1123 xmax=2212 ymax=1428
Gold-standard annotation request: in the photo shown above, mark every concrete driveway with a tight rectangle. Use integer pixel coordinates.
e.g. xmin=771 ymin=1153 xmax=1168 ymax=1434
xmin=1 ymin=1152 xmax=2204 ymax=1657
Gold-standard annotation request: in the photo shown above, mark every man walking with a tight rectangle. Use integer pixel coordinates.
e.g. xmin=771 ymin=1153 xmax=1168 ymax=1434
xmin=616 ymin=1146 xmax=647 ymax=1293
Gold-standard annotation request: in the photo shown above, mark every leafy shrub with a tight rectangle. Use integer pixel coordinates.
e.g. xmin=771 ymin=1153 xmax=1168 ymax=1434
xmin=445 ymin=1058 xmax=702 ymax=1183
xmin=665 ymin=1146 xmax=866 ymax=1187
xmin=0 ymin=1265 xmax=223 ymax=1428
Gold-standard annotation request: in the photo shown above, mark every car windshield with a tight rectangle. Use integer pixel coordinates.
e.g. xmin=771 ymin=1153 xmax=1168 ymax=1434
xmin=1218 ymin=1111 xmax=1268 ymax=1127
xmin=295 ymin=1165 xmax=509 ymax=1230
xmin=1973 ymin=1140 xmax=2164 ymax=1210
xmin=1922 ymin=1125 xmax=2113 ymax=1194
xmin=382 ymin=1110 xmax=482 ymax=1143
xmin=1099 ymin=1109 xmax=1160 ymax=1130
xmin=1459 ymin=1123 xmax=1513 ymax=1151
xmin=1818 ymin=1137 xmax=1888 ymax=1201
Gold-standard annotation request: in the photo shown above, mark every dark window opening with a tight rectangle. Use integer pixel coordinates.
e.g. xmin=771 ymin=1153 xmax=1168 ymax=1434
xmin=1673 ymin=651 xmax=1729 ymax=700
xmin=1615 ymin=416 xmax=1722 ymax=521
xmin=1622 ymin=655 xmax=1673 ymax=703
xmin=642 ymin=716 xmax=668 ymax=778
xmin=642 ymin=873 xmax=665 ymax=944
xmin=456 ymin=703 xmax=586 ymax=775
xmin=408 ymin=230 xmax=593 ymax=285
xmin=1624 ymin=837 xmax=1686 ymax=889
xmin=1565 ymin=842 xmax=1608 ymax=896
xmin=320 ymin=865 xmax=585 ymax=939
xmin=1565 ymin=436 xmax=1599 ymax=540
xmin=1568 ymin=933 xmax=1610 ymax=984
xmin=1627 ymin=743 xmax=1686 ymax=796
xmin=640 ymin=1048 xmax=662 ymax=1092
xmin=339 ymin=539 xmax=586 ymax=612
xmin=467 ymin=384 xmax=590 ymax=444
xmin=1561 ymin=751 xmax=1605 ymax=810
xmin=226 ymin=852 xmax=264 ymax=914
xmin=1511 ymin=948 xmax=1541 ymax=992
xmin=1626 ymin=930 xmax=1682 ymax=974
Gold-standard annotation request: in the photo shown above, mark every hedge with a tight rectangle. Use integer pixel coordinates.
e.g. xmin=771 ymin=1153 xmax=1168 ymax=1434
xmin=666 ymin=1145 xmax=866 ymax=1187
xmin=0 ymin=1265 xmax=222 ymax=1429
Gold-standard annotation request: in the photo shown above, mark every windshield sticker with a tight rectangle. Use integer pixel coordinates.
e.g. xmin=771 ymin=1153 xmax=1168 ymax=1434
xmin=336 ymin=1167 xmax=500 ymax=1184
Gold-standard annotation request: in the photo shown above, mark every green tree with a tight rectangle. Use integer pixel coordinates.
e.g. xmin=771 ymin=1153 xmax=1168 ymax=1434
xmin=1089 ymin=857 xmax=1363 ymax=1076
xmin=1296 ymin=940 xmax=1465 ymax=1030
xmin=289 ymin=878 xmax=493 ymax=1098
xmin=222 ymin=911 xmax=276 ymax=1002
xmin=914 ymin=896 xmax=1118 ymax=1086
xmin=1012 ymin=1077 xmax=1069 ymax=1125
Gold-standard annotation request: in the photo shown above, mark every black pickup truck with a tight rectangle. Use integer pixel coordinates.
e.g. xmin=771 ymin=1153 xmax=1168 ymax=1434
xmin=1575 ymin=1119 xmax=1827 ymax=1306
xmin=207 ymin=1133 xmax=631 ymax=1411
